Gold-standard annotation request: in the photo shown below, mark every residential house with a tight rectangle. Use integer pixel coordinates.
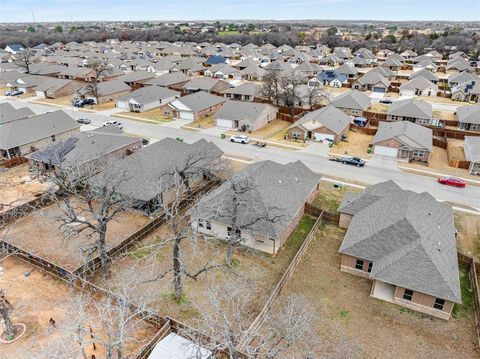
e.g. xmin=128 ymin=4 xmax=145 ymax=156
xmin=309 ymin=70 xmax=347 ymax=88
xmin=115 ymin=86 xmax=180 ymax=112
xmin=167 ymin=92 xmax=226 ymax=121
xmin=34 ymin=78 xmax=79 ymax=99
xmin=27 ymin=126 xmax=142 ymax=175
xmin=372 ymin=121 xmax=432 ymax=163
xmin=83 ymin=80 xmax=132 ymax=104
xmin=337 ymin=181 xmax=461 ymax=320
xmin=5 ymin=44 xmax=24 ymax=54
xmin=215 ymin=100 xmax=277 ymax=131
xmin=387 ymin=98 xmax=432 ymax=125
xmin=0 ymin=103 xmax=34 ymax=125
xmin=192 ymin=160 xmax=321 ymax=254
xmin=352 ymin=71 xmax=390 ymax=93
xmin=448 ymin=72 xmax=479 ymax=88
xmin=399 ymin=77 xmax=438 ymax=97
xmin=451 ymin=81 xmax=480 ymax=103
xmin=222 ymin=83 xmax=261 ymax=102
xmin=464 ymin=136 xmax=480 ymax=175
xmin=144 ymin=72 xmax=191 ymax=91
xmin=456 ymin=104 xmax=480 ymax=131
xmin=182 ymin=78 xmax=230 ymax=95
xmin=6 ymin=74 xmax=47 ymax=94
xmin=410 ymin=68 xmax=439 ymax=84
xmin=331 ymin=90 xmax=371 ymax=116
xmin=446 ymin=57 xmax=474 ymax=73
xmin=336 ymin=63 xmax=358 ymax=79
xmin=117 ymin=71 xmax=156 ymax=88
xmin=0 ymin=110 xmax=80 ymax=160
xmin=287 ymin=105 xmax=351 ymax=143
xmin=91 ymin=138 xmax=222 ymax=214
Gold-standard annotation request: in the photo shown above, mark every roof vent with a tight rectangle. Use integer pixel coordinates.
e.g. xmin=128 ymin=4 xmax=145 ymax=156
xmin=278 ymin=179 xmax=282 ymax=184
xmin=437 ymin=241 xmax=441 ymax=251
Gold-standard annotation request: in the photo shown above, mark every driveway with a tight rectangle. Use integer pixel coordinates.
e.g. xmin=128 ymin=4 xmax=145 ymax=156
xmin=299 ymin=141 xmax=330 ymax=157
xmin=368 ymin=155 xmax=399 ymax=171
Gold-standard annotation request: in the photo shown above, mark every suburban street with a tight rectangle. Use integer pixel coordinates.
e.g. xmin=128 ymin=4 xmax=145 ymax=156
xmin=3 ymin=97 xmax=480 ymax=211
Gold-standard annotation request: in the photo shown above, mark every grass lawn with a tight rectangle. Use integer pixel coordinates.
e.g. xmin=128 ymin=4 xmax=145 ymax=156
xmin=452 ymin=267 xmax=474 ymax=319
xmin=114 ymin=108 xmax=173 ymax=123
xmin=32 ymin=95 xmax=73 ymax=107
xmin=184 ymin=115 xmax=216 ymax=129
xmin=248 ymin=120 xmax=291 ymax=140
xmin=433 ymin=109 xmax=456 ymax=121
xmin=329 ymin=130 xmax=373 ymax=159
xmin=265 ymin=223 xmax=479 ymax=358
xmin=218 ymin=31 xmax=241 ymax=36
xmin=369 ymin=103 xmax=389 ymax=113
xmin=455 ymin=212 xmax=480 ymax=259
xmin=313 ymin=181 xmax=362 ymax=212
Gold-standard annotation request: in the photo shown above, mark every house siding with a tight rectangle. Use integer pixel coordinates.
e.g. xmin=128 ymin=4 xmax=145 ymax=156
xmin=340 ymin=254 xmax=372 ymax=279
xmin=394 ymin=286 xmax=454 ymax=320
xmin=17 ymin=128 xmax=80 ymax=156
xmin=339 ymin=213 xmax=353 ymax=228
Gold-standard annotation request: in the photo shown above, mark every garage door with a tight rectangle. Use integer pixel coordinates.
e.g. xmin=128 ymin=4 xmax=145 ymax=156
xmin=116 ymin=101 xmax=129 ymax=110
xmin=374 ymin=146 xmax=398 ymax=157
xmin=179 ymin=111 xmax=194 ymax=120
xmin=314 ymin=133 xmax=335 ymax=142
xmin=373 ymin=87 xmax=385 ymax=93
xmin=216 ymin=118 xmax=233 ymax=128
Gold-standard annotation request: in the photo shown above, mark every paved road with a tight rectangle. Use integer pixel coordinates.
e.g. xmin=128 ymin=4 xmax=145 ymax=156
xmin=4 ymin=98 xmax=480 ymax=210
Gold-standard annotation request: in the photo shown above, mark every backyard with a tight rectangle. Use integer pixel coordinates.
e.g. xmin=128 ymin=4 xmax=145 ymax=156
xmin=312 ymin=181 xmax=362 ymax=212
xmin=455 ymin=212 xmax=480 ymax=260
xmin=267 ymin=224 xmax=479 ymax=358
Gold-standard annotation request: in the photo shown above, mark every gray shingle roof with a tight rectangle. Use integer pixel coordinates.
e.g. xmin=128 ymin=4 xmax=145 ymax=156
xmin=464 ymin=136 xmax=480 ymax=162
xmin=456 ymin=104 xmax=480 ymax=125
xmin=115 ymin=86 xmax=179 ymax=105
xmin=91 ymin=138 xmax=223 ymax=202
xmin=339 ymin=186 xmax=461 ymax=303
xmin=388 ymin=98 xmax=432 ymax=119
xmin=289 ymin=105 xmax=351 ymax=135
xmin=373 ymin=121 xmax=433 ymax=151
xmin=331 ymin=90 xmax=371 ymax=111
xmin=145 ymin=72 xmax=190 ymax=87
xmin=0 ymin=103 xmax=34 ymax=125
xmin=171 ymin=92 xmax=226 ymax=112
xmin=192 ymin=160 xmax=321 ymax=239
xmin=215 ymin=100 xmax=275 ymax=122
xmin=0 ymin=110 xmax=80 ymax=150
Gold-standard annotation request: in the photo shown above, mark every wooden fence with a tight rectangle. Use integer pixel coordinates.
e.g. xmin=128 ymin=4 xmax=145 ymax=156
xmin=236 ymin=210 xmax=326 ymax=351
xmin=433 ymin=137 xmax=448 ymax=149
xmin=0 ymin=156 xmax=28 ymax=168
xmin=349 ymin=123 xmax=378 ymax=135
xmin=72 ymin=178 xmax=223 ymax=276
xmin=0 ymin=192 xmax=55 ymax=225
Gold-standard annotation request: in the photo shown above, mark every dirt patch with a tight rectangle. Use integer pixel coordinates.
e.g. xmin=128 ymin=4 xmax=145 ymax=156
xmin=329 ymin=130 xmax=373 ymax=159
xmin=248 ymin=119 xmax=290 ymax=140
xmin=313 ymin=181 xmax=362 ymax=213
xmin=369 ymin=103 xmax=389 ymax=114
xmin=115 ymin=107 xmax=173 ymax=123
xmin=433 ymin=110 xmax=456 ymax=121
xmin=185 ymin=115 xmax=215 ymax=129
xmin=0 ymin=256 xmax=156 ymax=358
xmin=455 ymin=213 xmax=480 ymax=260
xmin=0 ymin=199 xmax=149 ymax=271
xmin=32 ymin=95 xmax=73 ymax=107
xmin=269 ymin=224 xmax=479 ymax=358
xmin=447 ymin=139 xmax=466 ymax=162
xmin=0 ymin=164 xmax=52 ymax=214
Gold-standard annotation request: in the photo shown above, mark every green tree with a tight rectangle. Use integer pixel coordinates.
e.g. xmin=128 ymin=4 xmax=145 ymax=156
xmin=26 ymin=26 xmax=35 ymax=33
xmin=383 ymin=34 xmax=397 ymax=43
xmin=247 ymin=23 xmax=255 ymax=32
xmin=326 ymin=26 xmax=337 ymax=36
xmin=54 ymin=25 xmax=63 ymax=33
xmin=228 ymin=23 xmax=237 ymax=32
xmin=70 ymin=25 xmax=77 ymax=33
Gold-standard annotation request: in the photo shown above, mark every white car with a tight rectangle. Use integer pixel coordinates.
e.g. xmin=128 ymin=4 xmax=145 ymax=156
xmin=102 ymin=120 xmax=124 ymax=129
xmin=230 ymin=135 xmax=250 ymax=144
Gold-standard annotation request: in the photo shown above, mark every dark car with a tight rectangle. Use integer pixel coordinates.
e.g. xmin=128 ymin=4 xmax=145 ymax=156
xmin=341 ymin=156 xmax=365 ymax=167
xmin=379 ymin=99 xmax=393 ymax=105
xmin=76 ymin=118 xmax=91 ymax=124
xmin=73 ymin=98 xmax=95 ymax=107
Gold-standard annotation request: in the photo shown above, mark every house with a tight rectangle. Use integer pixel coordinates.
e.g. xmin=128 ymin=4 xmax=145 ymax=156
xmin=412 ymin=59 xmax=438 ymax=72
xmin=238 ymin=65 xmax=267 ymax=81
xmin=117 ymin=71 xmax=156 ymax=88
xmin=222 ymin=83 xmax=261 ymax=102
xmin=34 ymin=78 xmax=79 ymax=99
xmin=147 ymin=333 xmax=212 ymax=359
xmin=0 ymin=103 xmax=34 ymax=125
xmin=205 ymin=55 xmax=228 ymax=66
xmin=387 ymin=98 xmax=432 ymax=125
xmin=352 ymin=71 xmax=390 ymax=93
xmin=192 ymin=160 xmax=321 ymax=254
xmin=167 ymin=92 xmax=226 ymax=121
xmin=309 ymin=70 xmax=347 ymax=88
xmin=115 ymin=86 xmax=180 ymax=112
xmin=337 ymin=181 xmax=461 ymax=320
xmin=5 ymin=44 xmax=24 ymax=54
xmin=57 ymin=67 xmax=96 ymax=81
xmin=464 ymin=136 xmax=480 ymax=175
xmin=331 ymin=90 xmax=371 ymax=116
xmin=448 ymin=72 xmax=479 ymax=88
xmin=144 ymin=72 xmax=191 ymax=91
xmin=409 ymin=68 xmax=439 ymax=84
xmin=0 ymin=110 xmax=80 ymax=160
xmin=182 ymin=77 xmax=230 ymax=95
xmin=456 ymin=104 xmax=480 ymax=131
xmin=400 ymin=49 xmax=417 ymax=59
xmin=27 ymin=126 xmax=142 ymax=175
xmin=6 ymin=74 xmax=47 ymax=94
xmin=446 ymin=57 xmax=474 ymax=73
xmin=91 ymin=138 xmax=222 ymax=215
xmin=83 ymin=80 xmax=132 ymax=104
xmin=399 ymin=77 xmax=438 ymax=97
xmin=372 ymin=121 xmax=432 ymax=163
xmin=336 ymin=63 xmax=358 ymax=79
xmin=451 ymin=81 xmax=480 ymax=103
xmin=287 ymin=105 xmax=351 ymax=143
xmin=215 ymin=100 xmax=277 ymax=131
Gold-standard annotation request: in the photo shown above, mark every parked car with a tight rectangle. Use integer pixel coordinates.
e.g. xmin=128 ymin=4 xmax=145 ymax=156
xmin=5 ymin=90 xmax=23 ymax=96
xmin=341 ymin=156 xmax=365 ymax=167
xmin=76 ymin=118 xmax=91 ymax=124
xmin=230 ymin=135 xmax=250 ymax=144
xmin=437 ymin=176 xmax=466 ymax=188
xmin=73 ymin=98 xmax=95 ymax=107
xmin=379 ymin=99 xmax=393 ymax=105
xmin=102 ymin=120 xmax=124 ymax=129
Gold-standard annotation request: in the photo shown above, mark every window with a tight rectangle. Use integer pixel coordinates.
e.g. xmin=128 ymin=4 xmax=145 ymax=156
xmin=206 ymin=221 xmax=212 ymax=230
xmin=433 ymin=298 xmax=445 ymax=310
xmin=413 ymin=150 xmax=424 ymax=158
xmin=403 ymin=289 xmax=414 ymax=301
xmin=367 ymin=262 xmax=373 ymax=273
xmin=198 ymin=219 xmax=204 ymax=228
xmin=355 ymin=259 xmax=364 ymax=270
xmin=227 ymin=226 xmax=241 ymax=238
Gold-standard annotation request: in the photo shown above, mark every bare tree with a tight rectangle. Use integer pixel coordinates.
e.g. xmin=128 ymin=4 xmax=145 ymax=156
xmin=281 ymin=69 xmax=307 ymax=117
xmin=261 ymin=69 xmax=283 ymax=106
xmin=13 ymin=48 xmax=37 ymax=74
xmin=44 ymin=163 xmax=134 ymax=276
xmin=0 ymin=289 xmax=15 ymax=340
xmin=305 ymin=83 xmax=329 ymax=110
xmin=84 ymin=59 xmax=113 ymax=104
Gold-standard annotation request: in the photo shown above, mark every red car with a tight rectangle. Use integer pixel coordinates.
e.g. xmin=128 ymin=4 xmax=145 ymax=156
xmin=437 ymin=176 xmax=466 ymax=188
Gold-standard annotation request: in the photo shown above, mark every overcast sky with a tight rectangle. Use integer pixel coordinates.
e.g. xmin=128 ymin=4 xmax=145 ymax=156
xmin=1 ymin=0 xmax=479 ymax=23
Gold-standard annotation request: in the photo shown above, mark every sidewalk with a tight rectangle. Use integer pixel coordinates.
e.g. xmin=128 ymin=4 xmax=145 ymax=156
xmin=398 ymin=165 xmax=480 ymax=186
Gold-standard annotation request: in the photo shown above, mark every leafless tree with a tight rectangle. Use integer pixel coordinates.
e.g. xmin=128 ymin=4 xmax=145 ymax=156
xmin=261 ymin=69 xmax=283 ymax=106
xmin=305 ymin=83 xmax=329 ymax=110
xmin=281 ymin=69 xmax=307 ymax=117
xmin=0 ymin=289 xmax=15 ymax=340
xmin=13 ymin=48 xmax=37 ymax=74
xmin=44 ymin=162 xmax=134 ymax=276
xmin=84 ymin=59 xmax=113 ymax=104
